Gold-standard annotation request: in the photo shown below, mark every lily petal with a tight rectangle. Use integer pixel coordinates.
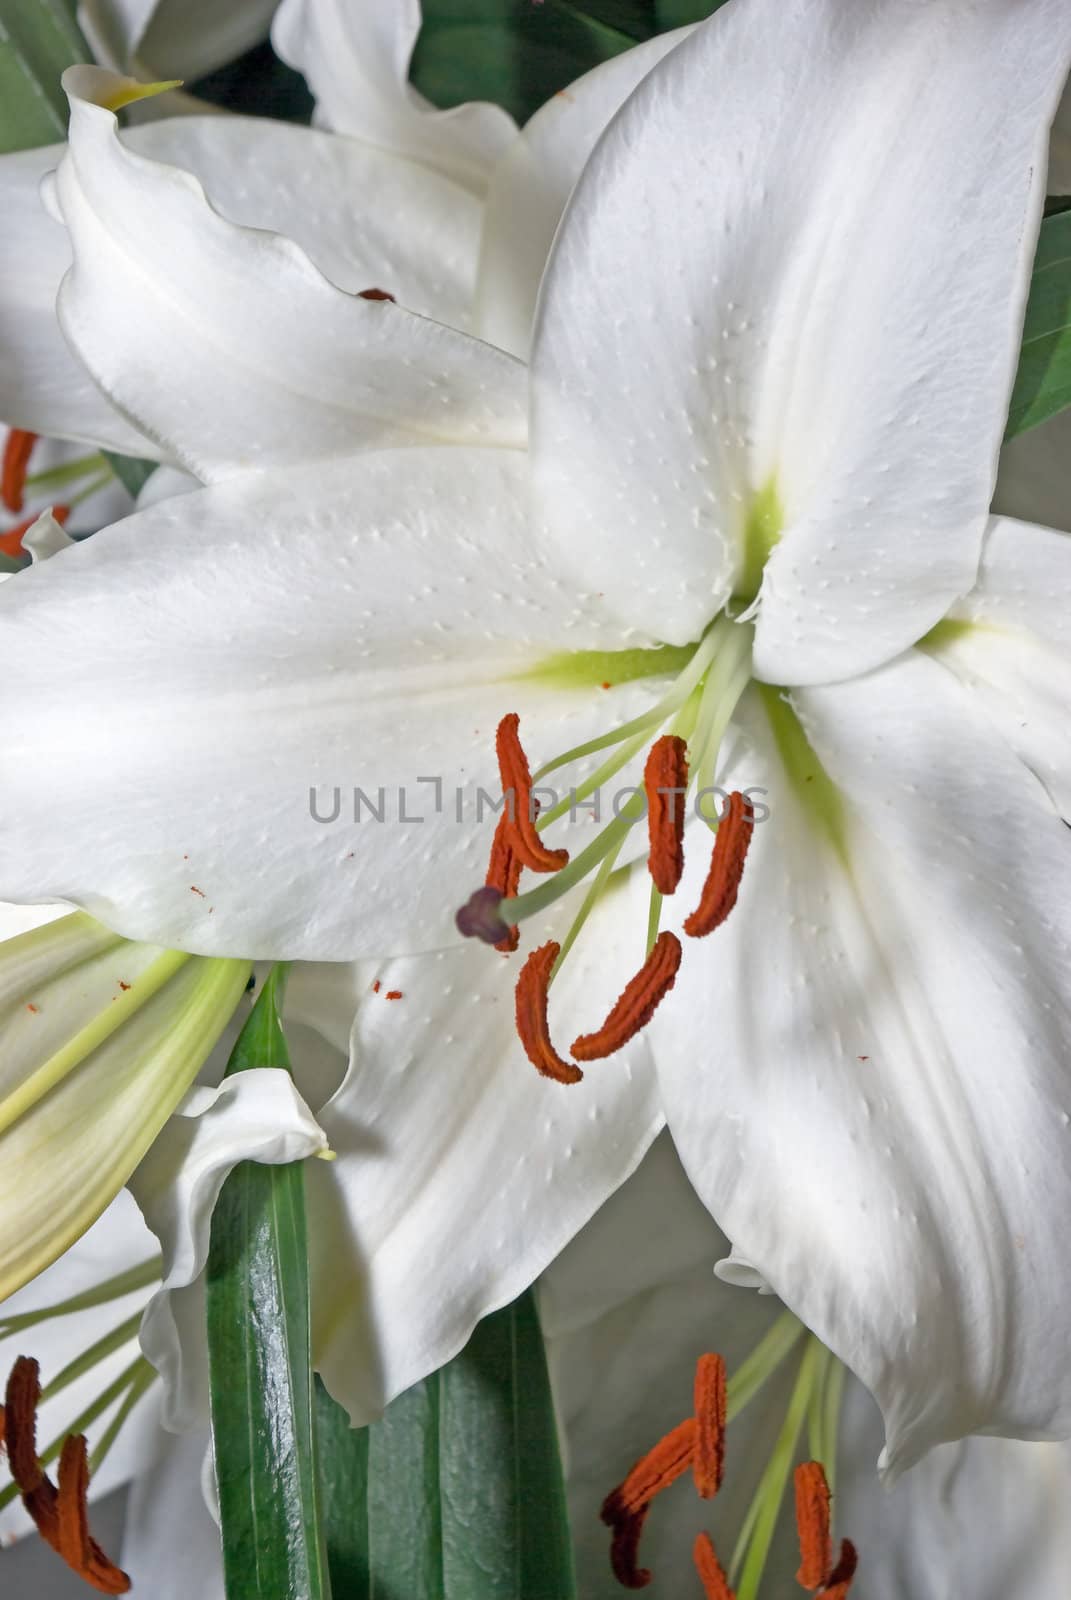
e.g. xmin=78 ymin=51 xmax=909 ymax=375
xmin=531 ymin=0 xmax=1068 ymax=679
xmin=129 ymin=1070 xmax=327 ymax=1430
xmin=651 ymin=654 xmax=1071 ymax=1473
xmin=79 ymin=0 xmax=277 ymax=79
xmin=0 ymin=145 xmax=153 ymax=451
xmin=924 ymin=516 xmax=1071 ymax=816
xmin=271 ymin=0 xmax=516 ymax=195
xmin=309 ymin=888 xmax=662 ymax=1425
xmin=472 ymin=29 xmax=693 ymax=359
xmin=0 ymin=448 xmax=662 ymax=957
xmin=53 ymin=68 xmax=524 ymax=480
xmin=119 ymin=1426 xmax=223 ymax=1599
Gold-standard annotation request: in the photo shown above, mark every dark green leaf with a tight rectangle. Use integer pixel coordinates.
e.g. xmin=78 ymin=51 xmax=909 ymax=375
xmin=101 ymin=451 xmax=157 ymax=498
xmin=412 ymin=0 xmax=652 ymax=126
xmin=1006 ymin=210 xmax=1071 ymax=438
xmin=317 ymin=1291 xmax=574 ymax=1600
xmin=206 ymin=966 xmax=331 ymax=1600
xmin=0 ymin=0 xmax=89 ymax=154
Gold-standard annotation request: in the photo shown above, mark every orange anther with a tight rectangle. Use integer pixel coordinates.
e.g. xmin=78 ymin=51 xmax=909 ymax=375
xmin=604 ymin=1417 xmax=697 ymax=1519
xmin=484 ymin=809 xmax=523 ymax=952
xmin=495 ymin=713 xmax=568 ymax=874
xmin=693 ymin=1352 xmax=727 ymax=1499
xmin=570 ymin=932 xmax=682 ymax=1062
xmin=514 ymin=941 xmax=582 ymax=1084
xmin=683 ymin=791 xmax=755 ymax=938
xmin=1 ymin=429 xmax=36 ymax=512
xmin=3 ymin=1357 xmax=129 ymax=1593
xmin=821 ymin=1538 xmax=859 ymax=1597
xmin=644 ymin=734 xmax=689 ymax=894
xmin=794 ymin=1461 xmax=832 ymax=1589
xmin=605 ymin=1503 xmax=651 ymax=1590
xmin=693 ymin=1531 xmax=736 ymax=1600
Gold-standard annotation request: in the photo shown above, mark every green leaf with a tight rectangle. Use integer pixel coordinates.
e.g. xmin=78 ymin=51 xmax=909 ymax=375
xmin=101 ymin=451 xmax=157 ymax=498
xmin=317 ymin=1291 xmax=575 ymax=1599
xmin=412 ymin=0 xmax=652 ymax=126
xmin=1006 ymin=209 xmax=1071 ymax=439
xmin=0 ymin=0 xmax=89 ymax=154
xmin=206 ymin=966 xmax=331 ymax=1600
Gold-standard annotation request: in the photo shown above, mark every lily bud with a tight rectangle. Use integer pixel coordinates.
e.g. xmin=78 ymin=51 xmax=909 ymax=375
xmin=0 ymin=910 xmax=249 ymax=1303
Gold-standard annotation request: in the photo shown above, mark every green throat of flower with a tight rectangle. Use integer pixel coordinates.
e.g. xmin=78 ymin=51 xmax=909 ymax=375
xmin=456 ymin=613 xmax=758 ymax=1079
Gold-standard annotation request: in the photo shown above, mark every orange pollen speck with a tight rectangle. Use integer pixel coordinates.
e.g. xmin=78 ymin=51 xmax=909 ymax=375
xmin=385 ymin=989 xmax=403 ymax=1001
xmin=358 ymin=287 xmax=395 ymax=301
xmin=495 ymin=713 xmax=568 ymax=874
xmin=484 ymin=809 xmax=524 ymax=952
xmin=514 ymin=941 xmax=583 ymax=1085
xmin=692 ymin=1352 xmax=727 ymax=1499
xmin=1 ymin=429 xmax=36 ymax=513
xmin=570 ymin=932 xmax=682 ymax=1062
xmin=794 ymin=1461 xmax=832 ymax=1589
xmin=2 ymin=1357 xmax=130 ymax=1594
xmin=643 ymin=734 xmax=689 ymax=894
xmin=683 ymin=790 xmax=755 ymax=939
xmin=693 ymin=1531 xmax=736 ymax=1600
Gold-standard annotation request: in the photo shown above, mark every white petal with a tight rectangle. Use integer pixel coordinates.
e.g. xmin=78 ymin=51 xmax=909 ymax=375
xmin=130 ymin=1070 xmax=327 ymax=1430
xmin=839 ymin=1383 xmax=1071 ymax=1600
xmin=271 ymin=0 xmax=516 ymax=195
xmin=0 ymin=449 xmax=662 ymax=958
xmin=120 ymin=1428 xmax=224 ymax=1600
xmin=925 ymin=516 xmax=1071 ymax=815
xmin=79 ymin=0 xmax=275 ymax=79
xmin=651 ymin=654 xmax=1071 ymax=1472
xmin=0 ymin=145 xmax=153 ymax=452
xmin=0 ymin=1191 xmax=161 ymax=1544
xmin=128 ymin=114 xmax=484 ymax=326
xmin=54 ymin=68 xmax=524 ymax=481
xmin=531 ymin=0 xmax=1069 ymax=679
xmin=307 ymin=890 xmax=663 ymax=1424
xmin=473 ymin=30 xmax=693 ymax=359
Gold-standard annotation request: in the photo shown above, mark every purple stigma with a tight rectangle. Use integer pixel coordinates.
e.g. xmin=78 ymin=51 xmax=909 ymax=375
xmin=456 ymin=886 xmax=511 ymax=945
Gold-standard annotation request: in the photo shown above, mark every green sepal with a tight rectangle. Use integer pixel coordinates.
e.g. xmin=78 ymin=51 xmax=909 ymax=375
xmin=206 ymin=966 xmax=331 ymax=1600
xmin=102 ymin=451 xmax=158 ymax=499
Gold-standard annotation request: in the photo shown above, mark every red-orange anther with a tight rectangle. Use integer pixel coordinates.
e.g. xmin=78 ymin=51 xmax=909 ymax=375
xmin=683 ymin=791 xmax=755 ymax=938
xmin=495 ymin=713 xmax=568 ymax=874
xmin=484 ymin=809 xmax=524 ymax=952
xmin=514 ymin=941 xmax=582 ymax=1084
xmin=794 ymin=1460 xmax=832 ymax=1589
xmin=821 ymin=1539 xmax=859 ymax=1597
xmin=644 ymin=734 xmax=689 ymax=894
xmin=692 ymin=1352 xmax=727 ymax=1499
xmin=1 ymin=429 xmax=36 ymax=512
xmin=693 ymin=1531 xmax=736 ymax=1600
xmin=605 ymin=1503 xmax=651 ymax=1590
xmin=3 ymin=1357 xmax=129 ymax=1593
xmin=570 ymin=932 xmax=682 ymax=1062
xmin=604 ymin=1417 xmax=697 ymax=1519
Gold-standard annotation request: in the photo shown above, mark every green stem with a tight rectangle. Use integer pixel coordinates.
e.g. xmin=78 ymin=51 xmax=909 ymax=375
xmin=89 ymin=1362 xmax=157 ymax=1475
xmin=0 ymin=1257 xmax=161 ymax=1336
xmin=41 ymin=1311 xmax=144 ymax=1403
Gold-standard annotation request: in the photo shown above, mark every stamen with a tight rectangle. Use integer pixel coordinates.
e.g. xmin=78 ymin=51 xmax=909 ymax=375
xmin=57 ymin=1434 xmax=131 ymax=1594
xmin=606 ymin=1504 xmax=651 ymax=1590
xmin=693 ymin=1352 xmax=727 ymax=1499
xmin=603 ymin=1417 xmax=697 ymax=1518
xmin=694 ymin=1532 xmax=736 ymax=1600
xmin=644 ymin=735 xmax=689 ymax=894
xmin=0 ymin=504 xmax=70 ymax=559
xmin=683 ymin=791 xmax=755 ymax=938
xmin=514 ymin=942 xmax=582 ymax=1084
xmin=484 ymin=811 xmax=523 ymax=952
xmin=2 ymin=429 xmax=37 ymax=513
xmin=794 ymin=1461 xmax=832 ymax=1589
xmin=570 ymin=932 xmax=682 ymax=1062
xmin=822 ymin=1539 xmax=859 ymax=1597
xmin=1 ymin=1357 xmax=129 ymax=1593
xmin=496 ymin=714 xmax=569 ymax=873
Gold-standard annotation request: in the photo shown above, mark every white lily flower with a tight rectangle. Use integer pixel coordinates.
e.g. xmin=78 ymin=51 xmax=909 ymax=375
xmin=544 ymin=1137 xmax=1071 ymax=1600
xmin=2 ymin=0 xmax=1071 ymax=1480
